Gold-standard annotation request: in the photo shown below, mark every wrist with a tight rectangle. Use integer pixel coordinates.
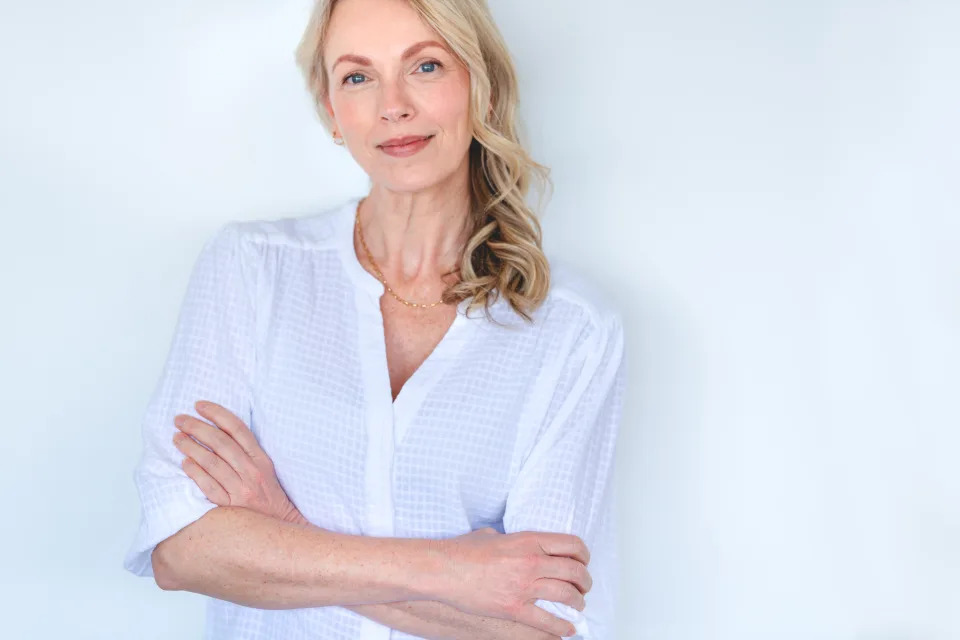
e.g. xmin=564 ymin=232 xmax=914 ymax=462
xmin=289 ymin=509 xmax=311 ymax=527
xmin=406 ymin=537 xmax=455 ymax=602
xmin=279 ymin=502 xmax=310 ymax=527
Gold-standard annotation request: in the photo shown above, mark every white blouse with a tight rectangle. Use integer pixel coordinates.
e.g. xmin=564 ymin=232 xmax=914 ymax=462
xmin=123 ymin=195 xmax=627 ymax=640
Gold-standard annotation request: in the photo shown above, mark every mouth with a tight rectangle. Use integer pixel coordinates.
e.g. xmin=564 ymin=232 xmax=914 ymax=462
xmin=377 ymin=134 xmax=435 ymax=157
xmin=378 ymin=134 xmax=434 ymax=148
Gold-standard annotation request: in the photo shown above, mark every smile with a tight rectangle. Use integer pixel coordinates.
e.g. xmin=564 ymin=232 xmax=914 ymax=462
xmin=377 ymin=135 xmax=435 ymax=158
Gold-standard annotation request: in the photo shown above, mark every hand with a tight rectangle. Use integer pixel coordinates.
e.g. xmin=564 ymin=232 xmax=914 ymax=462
xmin=172 ymin=400 xmax=307 ymax=526
xmin=434 ymin=526 xmax=592 ymax=638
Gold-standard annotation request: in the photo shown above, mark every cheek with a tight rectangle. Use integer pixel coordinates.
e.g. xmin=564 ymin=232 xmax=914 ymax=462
xmin=331 ymin=94 xmax=373 ymax=134
xmin=432 ymin=84 xmax=473 ymax=143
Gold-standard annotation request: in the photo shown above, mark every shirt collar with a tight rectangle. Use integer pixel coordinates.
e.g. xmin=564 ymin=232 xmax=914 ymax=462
xmin=335 ymin=196 xmax=385 ymax=299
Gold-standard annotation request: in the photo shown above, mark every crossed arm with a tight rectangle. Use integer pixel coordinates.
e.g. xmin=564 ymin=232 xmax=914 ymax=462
xmin=152 ymin=505 xmax=561 ymax=640
xmin=150 ymin=403 xmax=579 ymax=640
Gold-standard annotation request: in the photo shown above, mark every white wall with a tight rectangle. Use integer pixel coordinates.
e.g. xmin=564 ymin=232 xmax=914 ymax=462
xmin=1 ymin=1 xmax=956 ymax=638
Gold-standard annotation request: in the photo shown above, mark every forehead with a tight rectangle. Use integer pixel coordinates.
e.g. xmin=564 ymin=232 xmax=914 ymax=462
xmin=324 ymin=0 xmax=445 ymax=63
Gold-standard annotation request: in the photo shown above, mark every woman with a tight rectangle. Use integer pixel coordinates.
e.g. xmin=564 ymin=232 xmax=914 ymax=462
xmin=122 ymin=0 xmax=627 ymax=638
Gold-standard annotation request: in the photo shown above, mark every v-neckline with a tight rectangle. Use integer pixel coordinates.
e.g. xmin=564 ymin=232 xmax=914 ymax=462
xmin=389 ymin=300 xmax=477 ymax=444
xmin=387 ymin=304 xmax=462 ymax=404
xmin=333 ymin=196 xmax=484 ymax=446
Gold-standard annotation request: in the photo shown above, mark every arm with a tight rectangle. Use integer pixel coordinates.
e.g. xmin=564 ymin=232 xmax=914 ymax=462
xmin=346 ymin=599 xmax=561 ymax=640
xmin=151 ymin=504 xmax=446 ymax=607
xmin=502 ymin=310 xmax=628 ymax=639
xmin=278 ymin=512 xmax=564 ymax=640
xmin=154 ymin=506 xmax=558 ymax=638
xmin=169 ymin=403 xmax=576 ymax=640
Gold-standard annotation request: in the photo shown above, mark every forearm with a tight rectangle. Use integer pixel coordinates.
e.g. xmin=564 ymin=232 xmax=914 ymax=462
xmin=276 ymin=516 xmax=550 ymax=640
xmin=151 ymin=505 xmax=444 ymax=609
xmin=345 ymin=599 xmax=556 ymax=640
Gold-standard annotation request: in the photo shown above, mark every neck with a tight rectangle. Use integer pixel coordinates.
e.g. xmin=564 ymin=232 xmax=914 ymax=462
xmin=358 ymin=165 xmax=472 ymax=286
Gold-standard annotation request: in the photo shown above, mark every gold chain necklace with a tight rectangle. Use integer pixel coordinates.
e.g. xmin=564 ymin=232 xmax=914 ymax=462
xmin=355 ymin=207 xmax=449 ymax=309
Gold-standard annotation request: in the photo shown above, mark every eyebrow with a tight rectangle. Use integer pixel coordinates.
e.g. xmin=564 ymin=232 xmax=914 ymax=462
xmin=330 ymin=39 xmax=447 ymax=72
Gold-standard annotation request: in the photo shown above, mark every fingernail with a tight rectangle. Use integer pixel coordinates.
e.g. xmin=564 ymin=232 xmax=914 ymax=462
xmin=174 ymin=415 xmax=185 ymax=427
xmin=196 ymin=401 xmax=209 ymax=412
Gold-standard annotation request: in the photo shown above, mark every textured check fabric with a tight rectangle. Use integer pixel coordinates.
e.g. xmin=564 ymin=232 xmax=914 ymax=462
xmin=123 ymin=196 xmax=627 ymax=640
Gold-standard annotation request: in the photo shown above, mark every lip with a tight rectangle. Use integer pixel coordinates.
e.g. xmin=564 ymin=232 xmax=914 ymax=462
xmin=379 ymin=134 xmax=433 ymax=147
xmin=377 ymin=134 xmax=434 ymax=158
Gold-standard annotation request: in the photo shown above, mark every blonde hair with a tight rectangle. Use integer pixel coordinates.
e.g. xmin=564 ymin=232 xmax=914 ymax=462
xmin=294 ymin=0 xmax=553 ymax=324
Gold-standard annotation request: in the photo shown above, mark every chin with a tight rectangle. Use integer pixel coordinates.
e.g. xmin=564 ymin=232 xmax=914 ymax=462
xmin=375 ymin=167 xmax=449 ymax=194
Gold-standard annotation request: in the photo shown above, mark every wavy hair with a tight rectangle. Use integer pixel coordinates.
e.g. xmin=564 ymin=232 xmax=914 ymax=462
xmin=294 ymin=0 xmax=553 ymax=324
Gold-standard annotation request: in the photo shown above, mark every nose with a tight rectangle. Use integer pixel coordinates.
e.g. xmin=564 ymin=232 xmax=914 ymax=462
xmin=379 ymin=78 xmax=414 ymax=123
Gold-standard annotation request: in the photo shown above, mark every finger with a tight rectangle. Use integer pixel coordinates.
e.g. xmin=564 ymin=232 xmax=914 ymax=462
xmin=195 ymin=400 xmax=267 ymax=460
xmin=528 ymin=577 xmax=586 ymax=612
xmin=174 ymin=432 xmax=243 ymax=495
xmin=538 ymin=556 xmax=592 ymax=595
xmin=175 ymin=414 xmax=253 ymax=478
xmin=181 ymin=456 xmax=230 ymax=505
xmin=512 ymin=602 xmax=576 ymax=639
xmin=531 ymin=532 xmax=590 ymax=566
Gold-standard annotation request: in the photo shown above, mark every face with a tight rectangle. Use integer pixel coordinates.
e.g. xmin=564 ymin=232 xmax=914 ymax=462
xmin=322 ymin=0 xmax=474 ymax=193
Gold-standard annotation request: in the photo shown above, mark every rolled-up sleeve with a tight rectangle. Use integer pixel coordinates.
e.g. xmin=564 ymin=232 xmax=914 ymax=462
xmin=502 ymin=310 xmax=627 ymax=639
xmin=122 ymin=222 xmax=258 ymax=578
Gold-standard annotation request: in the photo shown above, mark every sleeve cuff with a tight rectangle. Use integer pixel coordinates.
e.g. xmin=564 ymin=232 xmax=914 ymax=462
xmin=122 ymin=479 xmax=218 ymax=578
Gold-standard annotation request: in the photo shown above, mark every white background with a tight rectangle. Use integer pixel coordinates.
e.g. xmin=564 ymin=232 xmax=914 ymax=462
xmin=1 ymin=1 xmax=957 ymax=638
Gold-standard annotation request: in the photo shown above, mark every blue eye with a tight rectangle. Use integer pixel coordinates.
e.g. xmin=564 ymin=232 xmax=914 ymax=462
xmin=342 ymin=60 xmax=441 ymax=86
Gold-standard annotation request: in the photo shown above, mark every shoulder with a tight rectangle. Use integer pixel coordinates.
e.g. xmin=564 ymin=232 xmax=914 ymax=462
xmin=538 ymin=254 xmax=625 ymax=341
xmin=211 ymin=199 xmax=353 ymax=254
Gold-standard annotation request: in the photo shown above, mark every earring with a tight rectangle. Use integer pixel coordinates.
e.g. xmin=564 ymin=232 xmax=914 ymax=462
xmin=333 ymin=132 xmax=344 ymax=146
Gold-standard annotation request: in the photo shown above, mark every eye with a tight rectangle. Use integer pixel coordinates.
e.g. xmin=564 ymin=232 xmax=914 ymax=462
xmin=417 ymin=60 xmax=443 ymax=74
xmin=342 ymin=72 xmax=366 ymax=86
